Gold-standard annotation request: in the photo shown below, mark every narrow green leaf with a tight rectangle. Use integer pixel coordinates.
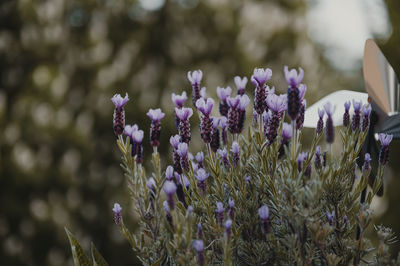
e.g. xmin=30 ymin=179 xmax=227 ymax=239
xmin=91 ymin=242 xmax=108 ymax=266
xmin=65 ymin=227 xmax=92 ymax=266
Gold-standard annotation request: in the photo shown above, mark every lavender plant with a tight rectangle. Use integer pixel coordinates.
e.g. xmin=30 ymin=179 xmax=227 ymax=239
xmin=67 ymin=67 xmax=398 ymax=265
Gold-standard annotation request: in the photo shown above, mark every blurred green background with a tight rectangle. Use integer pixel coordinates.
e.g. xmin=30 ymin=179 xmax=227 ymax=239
xmin=1 ymin=0 xmax=399 ymax=265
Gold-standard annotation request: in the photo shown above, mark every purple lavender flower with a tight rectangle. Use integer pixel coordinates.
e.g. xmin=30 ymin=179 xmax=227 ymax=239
xmin=217 ymin=87 xmax=231 ymax=101
xmin=278 ymin=122 xmax=292 ymax=158
xmin=163 ymin=200 xmax=173 ymax=227
xmin=170 ymin=135 xmax=182 ymax=174
xmin=124 ymin=124 xmax=138 ymax=140
xmin=362 ymin=104 xmax=371 ymax=132
xmin=124 ymin=125 xmax=142 ymax=161
xmin=174 ymin=173 xmax=188 ymax=208
xmin=147 ymin=108 xmax=165 ymax=147
xmin=217 ymin=86 xmax=232 ymax=117
xmin=197 ymin=223 xmax=203 ymax=239
xmin=282 ymin=122 xmax=292 ymax=143
xmin=188 ymin=70 xmax=203 ymax=106
xmin=196 ymin=98 xmax=214 ymax=116
xmin=217 ymin=148 xmax=230 ymax=169
xmin=314 ymin=146 xmax=322 ymax=169
xmin=296 ymin=99 xmax=306 ymax=130
xmin=228 ymin=198 xmax=235 ymax=219
xmin=219 ymin=116 xmax=228 ymax=145
xmin=146 ymin=177 xmax=156 ymax=191
xmin=284 ymin=66 xmax=304 ymax=87
xmin=132 ymin=129 xmax=144 ymax=164
xmin=227 ymin=96 xmax=241 ymax=134
xmin=195 ymin=168 xmax=209 ymax=194
xmin=181 ymin=174 xmax=191 ymax=188
xmin=237 ymin=95 xmax=250 ymax=133
xmin=231 ymin=141 xmax=240 ymax=167
xmin=177 ymin=142 xmax=190 ymax=172
xmin=171 ymin=91 xmax=188 ymax=108
xmin=284 ymin=66 xmax=304 ymax=120
xmin=216 ymin=202 xmax=225 ymax=225
xmin=263 ymin=111 xmax=270 ymax=137
xmin=147 ymin=108 xmax=165 ymax=122
xmin=244 ymin=176 xmax=251 ymax=183
xmin=378 ymin=133 xmax=393 ymax=165
xmin=252 ymin=109 xmax=258 ymax=126
xmin=225 ymin=219 xmax=233 ymax=239
xmin=343 ymin=101 xmax=351 ymax=127
xmin=163 ymin=181 xmax=177 ymax=210
xmin=324 ymin=102 xmax=335 ymax=144
xmin=196 ymin=151 xmax=204 ymax=168
xmin=196 ymin=98 xmax=214 ymax=144
xmin=239 ymin=94 xmax=250 ymax=110
xmin=187 ymin=206 xmax=193 ymax=215
xmin=266 ymin=93 xmax=287 ymax=114
xmin=297 ymin=152 xmax=308 ymax=173
xmin=112 ymin=203 xmax=122 ymax=225
xmin=363 ymin=153 xmax=371 ymax=171
xmin=316 ymin=109 xmax=324 ymax=135
xmin=326 ymin=210 xmax=335 ymax=226
xmin=251 ymin=68 xmax=272 ymax=87
xmin=352 ymin=100 xmax=362 ymax=131
xmin=112 ymin=93 xmax=129 ymax=135
xmin=175 ymin=173 xmax=190 ymax=188
xmin=252 ymin=68 xmax=272 ymax=115
xmin=258 ymin=205 xmax=270 ymax=234
xmin=298 ymin=84 xmax=307 ymax=100
xmin=200 ymin=87 xmax=207 ymax=99
xmin=175 ymin=107 xmax=193 ymax=143
xmin=165 ymin=165 xmax=174 ymax=181
xmin=193 ymin=240 xmax=205 ymax=266
xmin=258 ymin=205 xmax=269 ymax=220
xmin=210 ymin=117 xmax=220 ymax=152
xmin=234 ymin=76 xmax=248 ymax=95
xmin=266 ymin=94 xmax=287 ymax=144
xmin=170 ymin=135 xmax=180 ymax=149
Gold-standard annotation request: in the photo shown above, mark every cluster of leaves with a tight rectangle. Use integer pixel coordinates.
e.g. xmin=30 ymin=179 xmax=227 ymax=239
xmin=70 ymin=91 xmax=398 ymax=265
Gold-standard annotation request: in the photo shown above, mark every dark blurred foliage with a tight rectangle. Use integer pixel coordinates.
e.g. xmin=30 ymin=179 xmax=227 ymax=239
xmin=0 ymin=0 xmax=397 ymax=265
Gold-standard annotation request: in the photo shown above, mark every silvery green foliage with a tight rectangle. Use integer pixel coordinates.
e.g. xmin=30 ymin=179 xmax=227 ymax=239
xmin=69 ymin=70 xmax=397 ymax=265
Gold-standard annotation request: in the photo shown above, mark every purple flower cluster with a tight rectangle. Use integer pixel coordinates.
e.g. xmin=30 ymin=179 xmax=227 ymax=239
xmin=111 ymin=93 xmax=129 ymax=135
xmin=112 ymin=203 xmax=122 ymax=225
xmin=217 ymin=86 xmax=232 ymax=117
xmin=314 ymin=146 xmax=322 ymax=169
xmin=172 ymin=92 xmax=188 ymax=128
xmin=252 ymin=68 xmax=272 ymax=115
xmin=343 ymin=101 xmax=350 ymax=127
xmin=361 ymin=105 xmax=371 ymax=132
xmin=265 ymin=93 xmax=287 ymax=145
xmin=196 ymin=98 xmax=214 ymax=144
xmin=230 ymin=141 xmax=240 ymax=167
xmin=175 ymin=107 xmax=193 ymax=144
xmin=324 ymin=102 xmax=335 ymax=144
xmin=234 ymin=76 xmax=248 ymax=95
xmin=316 ymin=109 xmax=324 ymax=135
xmin=195 ymin=168 xmax=209 ymax=194
xmin=352 ymin=100 xmax=362 ymax=131
xmin=188 ymin=70 xmax=203 ymax=106
xmin=284 ymin=66 xmax=304 ymax=121
xmin=147 ymin=108 xmax=165 ymax=147
xmin=296 ymin=85 xmax=307 ymax=130
xmin=124 ymin=124 xmax=144 ymax=164
xmin=258 ymin=205 xmax=270 ymax=234
xmin=193 ymin=240 xmax=205 ymax=266
xmin=378 ymin=133 xmax=393 ymax=165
